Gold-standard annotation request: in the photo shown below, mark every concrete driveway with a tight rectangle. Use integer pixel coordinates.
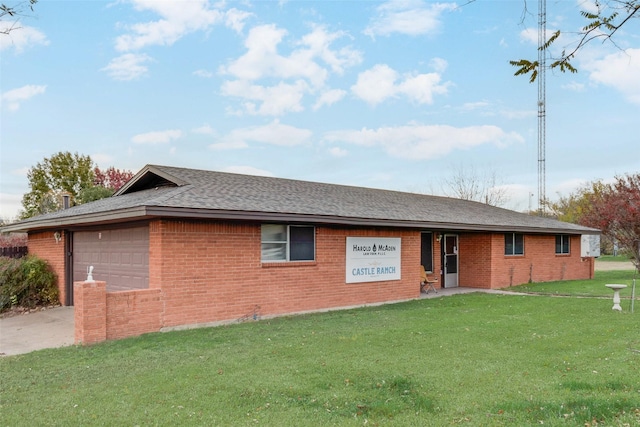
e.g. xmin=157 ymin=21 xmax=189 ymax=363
xmin=0 ymin=306 xmax=74 ymax=356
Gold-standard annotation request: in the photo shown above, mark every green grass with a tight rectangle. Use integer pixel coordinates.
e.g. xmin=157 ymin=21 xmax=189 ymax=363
xmin=507 ymin=270 xmax=639 ymax=299
xmin=1 ymin=272 xmax=639 ymax=426
xmin=596 ymin=255 xmax=634 ymax=262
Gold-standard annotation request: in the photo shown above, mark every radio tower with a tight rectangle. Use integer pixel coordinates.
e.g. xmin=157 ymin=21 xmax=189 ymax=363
xmin=537 ymin=0 xmax=547 ymax=215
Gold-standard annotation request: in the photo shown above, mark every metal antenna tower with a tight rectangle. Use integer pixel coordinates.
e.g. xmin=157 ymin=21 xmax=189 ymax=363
xmin=537 ymin=0 xmax=547 ymax=215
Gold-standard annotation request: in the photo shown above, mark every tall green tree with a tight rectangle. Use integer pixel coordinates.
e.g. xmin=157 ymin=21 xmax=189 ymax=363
xmin=20 ymin=152 xmax=95 ymax=219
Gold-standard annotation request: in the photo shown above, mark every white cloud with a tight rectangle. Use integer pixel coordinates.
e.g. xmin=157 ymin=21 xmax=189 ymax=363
xmin=351 ymin=64 xmax=449 ymax=106
xmin=298 ymin=24 xmax=362 ymax=74
xmin=221 ymin=24 xmax=326 ymax=86
xmin=221 ymin=79 xmax=308 ymax=116
xmin=1 ymin=84 xmax=46 ymax=111
xmin=0 ymin=23 xmax=49 ymax=53
xmin=192 ymin=124 xmax=217 ymax=135
xmin=364 ymin=0 xmax=457 ymax=37
xmin=583 ymin=48 xmax=640 ymax=104
xmin=210 ymin=120 xmax=312 ymax=150
xmin=219 ymin=23 xmax=361 ymax=115
xmin=578 ymin=0 xmax=600 ymax=15
xmin=351 ymin=64 xmax=400 ymax=105
xmin=313 ymin=89 xmax=346 ymax=110
xmin=562 ymin=81 xmax=585 ymax=92
xmin=328 ymin=147 xmax=348 ymax=157
xmin=225 ymin=8 xmax=254 ymax=34
xmin=429 ymin=57 xmax=448 ymax=73
xmin=398 ymin=72 xmax=449 ymax=104
xmin=131 ymin=129 xmax=183 ymax=144
xmin=115 ymin=0 xmax=225 ymax=52
xmin=324 ymin=124 xmax=523 ymax=160
xmin=101 ymin=53 xmax=153 ymax=81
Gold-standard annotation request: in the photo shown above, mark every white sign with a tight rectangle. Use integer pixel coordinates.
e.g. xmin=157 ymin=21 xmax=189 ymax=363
xmin=346 ymin=237 xmax=401 ymax=283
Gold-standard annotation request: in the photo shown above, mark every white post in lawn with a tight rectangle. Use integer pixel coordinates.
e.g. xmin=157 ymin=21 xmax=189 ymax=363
xmin=605 ymin=284 xmax=627 ymax=311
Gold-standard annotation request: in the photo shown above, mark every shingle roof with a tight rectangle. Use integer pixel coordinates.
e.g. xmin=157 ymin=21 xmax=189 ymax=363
xmin=2 ymin=164 xmax=599 ymax=234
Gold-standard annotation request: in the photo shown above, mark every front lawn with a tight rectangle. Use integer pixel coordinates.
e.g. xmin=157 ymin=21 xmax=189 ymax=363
xmin=507 ymin=270 xmax=638 ymax=299
xmin=1 ymin=274 xmax=639 ymax=426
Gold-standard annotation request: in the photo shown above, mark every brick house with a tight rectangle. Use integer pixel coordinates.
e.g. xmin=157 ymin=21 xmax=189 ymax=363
xmin=2 ymin=165 xmax=599 ymax=343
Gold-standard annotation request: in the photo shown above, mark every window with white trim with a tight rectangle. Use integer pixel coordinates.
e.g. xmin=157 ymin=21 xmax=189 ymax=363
xmin=555 ymin=235 xmax=570 ymax=254
xmin=261 ymin=224 xmax=315 ymax=262
xmin=504 ymin=233 xmax=524 ymax=255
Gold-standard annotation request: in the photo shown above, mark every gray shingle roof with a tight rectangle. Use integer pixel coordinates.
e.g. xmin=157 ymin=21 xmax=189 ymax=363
xmin=2 ymin=164 xmax=598 ymax=234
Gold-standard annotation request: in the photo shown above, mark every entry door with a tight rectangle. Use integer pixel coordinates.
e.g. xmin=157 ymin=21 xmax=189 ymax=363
xmin=443 ymin=234 xmax=458 ymax=288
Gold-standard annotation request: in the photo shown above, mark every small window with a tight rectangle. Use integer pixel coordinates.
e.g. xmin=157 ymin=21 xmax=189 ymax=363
xmin=421 ymin=232 xmax=433 ymax=272
xmin=261 ymin=224 xmax=315 ymax=262
xmin=555 ymin=235 xmax=570 ymax=254
xmin=504 ymin=233 xmax=524 ymax=255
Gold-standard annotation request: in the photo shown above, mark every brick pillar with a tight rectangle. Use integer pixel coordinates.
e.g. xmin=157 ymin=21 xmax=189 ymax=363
xmin=74 ymin=281 xmax=107 ymax=345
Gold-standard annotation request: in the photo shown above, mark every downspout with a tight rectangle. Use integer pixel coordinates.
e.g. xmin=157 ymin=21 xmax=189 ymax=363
xmin=64 ymin=230 xmax=73 ymax=306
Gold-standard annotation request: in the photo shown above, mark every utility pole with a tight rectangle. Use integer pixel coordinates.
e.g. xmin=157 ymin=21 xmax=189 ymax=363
xmin=537 ymin=0 xmax=547 ymax=215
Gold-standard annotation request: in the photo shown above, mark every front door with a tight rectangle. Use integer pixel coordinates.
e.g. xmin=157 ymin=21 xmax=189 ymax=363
xmin=443 ymin=234 xmax=458 ymax=288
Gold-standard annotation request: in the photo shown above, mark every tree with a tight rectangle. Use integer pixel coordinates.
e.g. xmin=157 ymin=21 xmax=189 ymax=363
xmin=19 ymin=152 xmax=135 ymax=219
xmin=93 ymin=166 xmax=134 ymax=191
xmin=556 ymin=173 xmax=640 ymax=271
xmin=509 ymin=0 xmax=640 ymax=81
xmin=579 ymin=173 xmax=640 ymax=271
xmin=20 ymin=152 xmax=94 ymax=219
xmin=1 ymin=0 xmax=37 ymax=36
xmin=441 ymin=164 xmax=509 ymax=207
xmin=547 ymin=180 xmax=615 ymax=254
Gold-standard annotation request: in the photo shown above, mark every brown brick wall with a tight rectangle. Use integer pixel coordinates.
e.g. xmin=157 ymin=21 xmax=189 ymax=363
xmin=461 ymin=233 xmax=593 ymax=288
xmin=74 ymin=281 xmax=106 ymax=344
xmin=150 ymin=220 xmax=421 ymax=328
xmin=106 ymin=289 xmax=163 ymax=340
xmin=27 ymin=231 xmax=66 ymax=304
xmin=31 ymin=221 xmax=596 ymax=345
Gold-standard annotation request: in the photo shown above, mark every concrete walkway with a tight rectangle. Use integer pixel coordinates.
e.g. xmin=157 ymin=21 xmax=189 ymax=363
xmin=0 ymin=306 xmax=74 ymax=356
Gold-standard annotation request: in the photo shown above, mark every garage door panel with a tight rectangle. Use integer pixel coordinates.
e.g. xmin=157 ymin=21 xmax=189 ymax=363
xmin=73 ymin=226 xmax=149 ymax=292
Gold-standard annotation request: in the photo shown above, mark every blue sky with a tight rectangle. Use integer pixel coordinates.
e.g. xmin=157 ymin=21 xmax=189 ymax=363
xmin=1 ymin=0 xmax=639 ymax=220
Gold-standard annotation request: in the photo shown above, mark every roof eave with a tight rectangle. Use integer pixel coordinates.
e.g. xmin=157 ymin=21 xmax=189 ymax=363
xmin=0 ymin=207 xmax=151 ymax=233
xmin=144 ymin=207 xmax=600 ymax=235
xmin=1 ymin=205 xmax=600 ymax=236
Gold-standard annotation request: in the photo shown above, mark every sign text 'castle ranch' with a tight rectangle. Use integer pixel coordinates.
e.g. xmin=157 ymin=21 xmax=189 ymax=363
xmin=352 ymin=266 xmax=397 ymax=276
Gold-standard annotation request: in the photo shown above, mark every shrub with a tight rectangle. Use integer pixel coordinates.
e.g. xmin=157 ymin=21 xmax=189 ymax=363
xmin=0 ymin=255 xmax=58 ymax=312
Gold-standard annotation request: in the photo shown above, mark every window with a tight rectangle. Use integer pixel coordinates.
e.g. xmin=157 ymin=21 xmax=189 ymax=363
xmin=261 ymin=224 xmax=315 ymax=262
xmin=504 ymin=233 xmax=524 ymax=255
xmin=555 ymin=235 xmax=570 ymax=254
xmin=421 ymin=233 xmax=433 ymax=272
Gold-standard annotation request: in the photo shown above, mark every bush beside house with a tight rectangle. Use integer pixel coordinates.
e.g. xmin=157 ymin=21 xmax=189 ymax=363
xmin=0 ymin=255 xmax=59 ymax=313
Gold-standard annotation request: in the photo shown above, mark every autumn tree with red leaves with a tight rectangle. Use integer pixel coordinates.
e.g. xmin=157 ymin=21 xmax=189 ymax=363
xmin=93 ymin=166 xmax=134 ymax=191
xmin=580 ymin=173 xmax=640 ymax=272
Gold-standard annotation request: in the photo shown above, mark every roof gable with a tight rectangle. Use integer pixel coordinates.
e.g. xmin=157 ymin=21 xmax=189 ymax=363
xmin=115 ymin=165 xmax=186 ymax=196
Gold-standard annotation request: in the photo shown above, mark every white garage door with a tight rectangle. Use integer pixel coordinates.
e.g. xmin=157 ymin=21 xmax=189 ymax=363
xmin=73 ymin=226 xmax=149 ymax=292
